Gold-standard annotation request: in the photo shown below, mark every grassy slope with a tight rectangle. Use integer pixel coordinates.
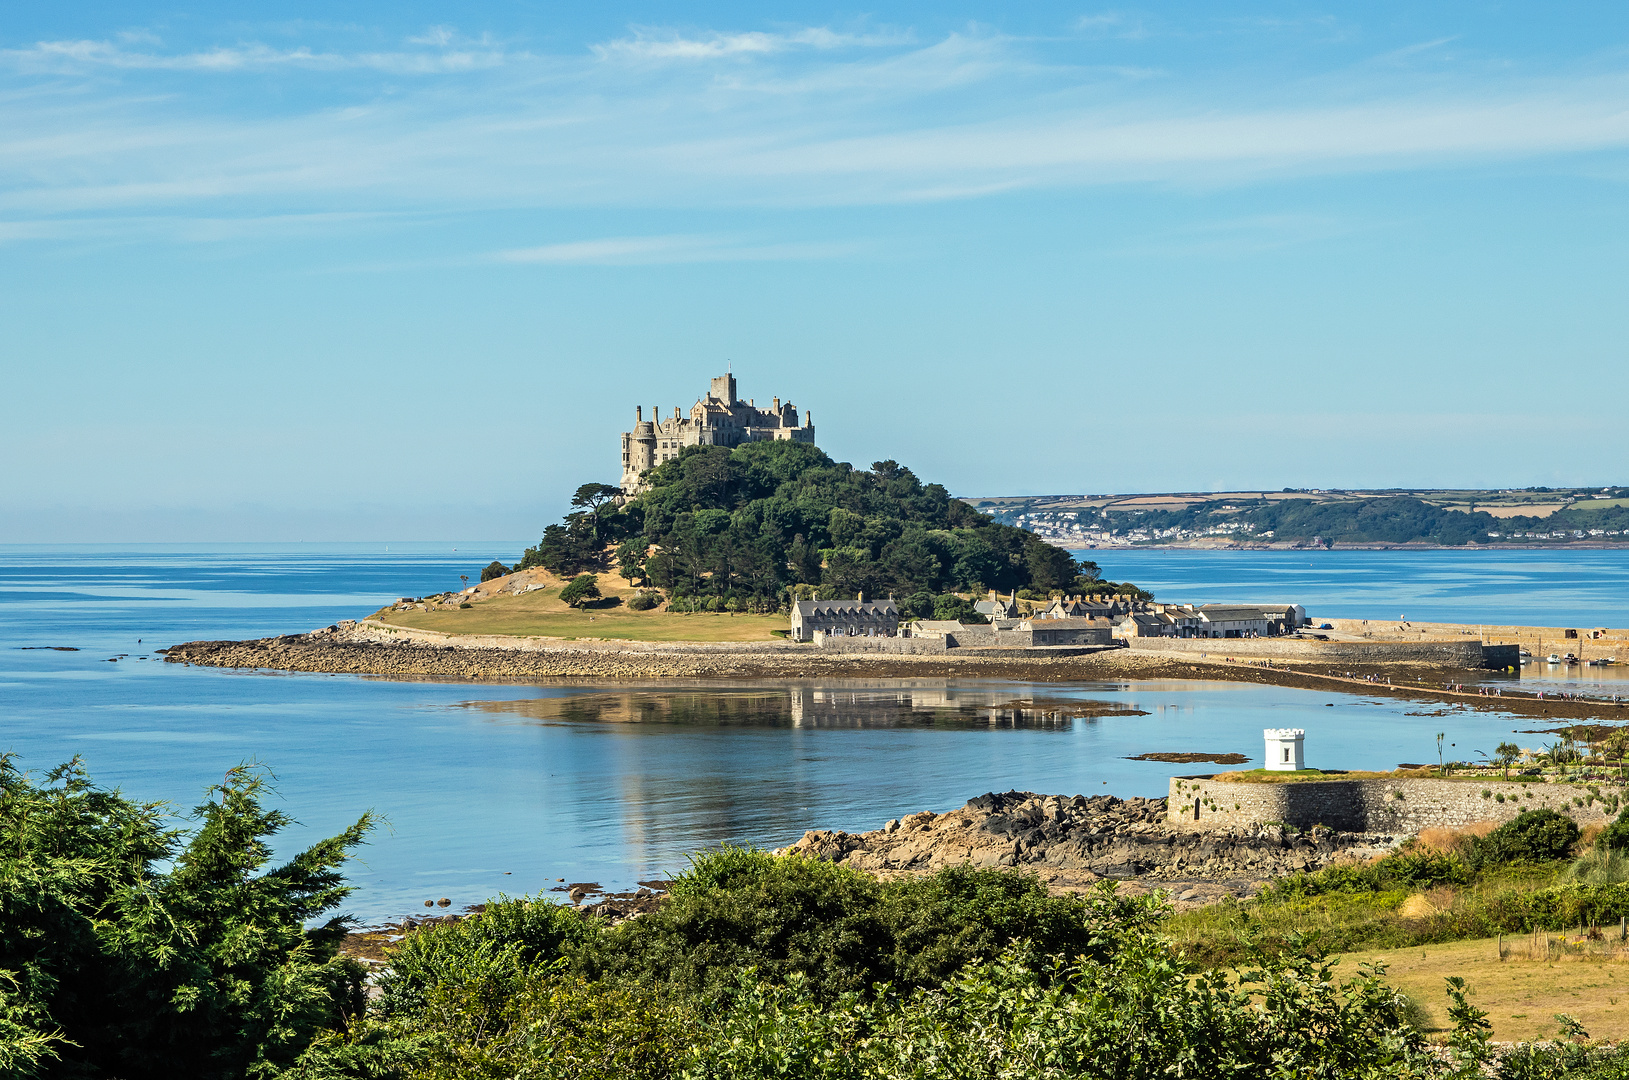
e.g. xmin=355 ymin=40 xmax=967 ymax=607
xmin=372 ymin=569 xmax=789 ymax=643
xmin=1338 ymin=937 xmax=1629 ymax=1042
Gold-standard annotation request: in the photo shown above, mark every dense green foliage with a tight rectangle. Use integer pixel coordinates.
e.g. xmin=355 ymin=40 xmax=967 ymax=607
xmin=1170 ymin=811 xmax=1621 ymax=967
xmin=381 ymin=851 xmax=1110 ymax=1011
xmin=1597 ymin=804 xmax=1629 ymax=852
xmin=0 ymin=756 xmax=371 ymax=1080
xmin=1464 ymin=809 xmax=1581 ymax=869
xmin=10 ymin=764 xmax=1628 ymax=1080
xmin=479 ymin=561 xmax=510 ymax=583
xmin=518 ymin=442 xmax=1126 ymax=609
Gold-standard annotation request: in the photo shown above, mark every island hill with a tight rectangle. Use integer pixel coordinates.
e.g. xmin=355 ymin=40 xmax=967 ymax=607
xmin=374 ymin=434 xmax=1149 ymax=644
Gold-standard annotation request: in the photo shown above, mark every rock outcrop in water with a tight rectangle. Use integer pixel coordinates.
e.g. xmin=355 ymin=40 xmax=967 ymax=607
xmin=778 ymin=790 xmax=1400 ymax=906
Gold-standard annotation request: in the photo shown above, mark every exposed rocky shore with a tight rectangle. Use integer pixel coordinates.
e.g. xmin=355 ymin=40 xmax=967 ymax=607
xmin=161 ymin=625 xmax=1623 ymax=723
xmin=778 ymin=790 xmax=1401 ymax=907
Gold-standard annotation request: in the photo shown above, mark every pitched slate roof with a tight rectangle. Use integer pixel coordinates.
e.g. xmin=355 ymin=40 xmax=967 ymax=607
xmin=792 ymin=599 xmax=899 ymax=618
xmin=1197 ymin=605 xmax=1289 ymax=622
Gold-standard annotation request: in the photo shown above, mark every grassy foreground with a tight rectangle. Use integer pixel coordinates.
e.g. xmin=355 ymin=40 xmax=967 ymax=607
xmin=1341 ymin=937 xmax=1629 ymax=1043
xmin=14 ymin=758 xmax=1629 ymax=1079
xmin=372 ymin=569 xmax=789 ymax=643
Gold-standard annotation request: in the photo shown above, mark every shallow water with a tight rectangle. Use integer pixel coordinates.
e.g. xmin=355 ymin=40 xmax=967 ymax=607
xmin=1 ymin=543 xmax=1622 ymax=920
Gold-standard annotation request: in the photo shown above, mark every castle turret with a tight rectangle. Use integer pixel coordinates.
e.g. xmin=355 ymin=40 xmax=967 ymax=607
xmin=1265 ymin=728 xmax=1305 ymax=771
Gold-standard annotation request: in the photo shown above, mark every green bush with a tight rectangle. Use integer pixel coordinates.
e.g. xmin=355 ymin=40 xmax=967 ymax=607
xmin=0 ymin=756 xmax=371 ymax=1080
xmin=378 ymin=896 xmax=593 ymax=1018
xmin=628 ymin=590 xmax=661 ymax=611
xmin=1466 ymin=809 xmax=1581 ymax=869
xmin=479 ymin=560 xmax=511 ymax=582
xmin=1598 ymin=805 xmax=1629 ymax=852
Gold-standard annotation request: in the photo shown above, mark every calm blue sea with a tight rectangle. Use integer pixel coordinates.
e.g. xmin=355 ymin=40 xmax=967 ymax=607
xmin=1 ymin=544 xmax=1625 ymax=921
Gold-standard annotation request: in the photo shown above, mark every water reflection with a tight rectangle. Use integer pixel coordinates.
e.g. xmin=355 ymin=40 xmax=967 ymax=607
xmin=460 ymin=680 xmax=1149 ymax=730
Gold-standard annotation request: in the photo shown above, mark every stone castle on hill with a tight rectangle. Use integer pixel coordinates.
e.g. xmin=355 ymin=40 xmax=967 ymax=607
xmin=619 ymin=373 xmax=815 ymax=492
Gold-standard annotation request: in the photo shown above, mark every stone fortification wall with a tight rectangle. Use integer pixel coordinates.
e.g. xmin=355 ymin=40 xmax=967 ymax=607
xmin=814 ymin=635 xmax=948 ymax=655
xmin=352 ymin=620 xmax=804 ymax=654
xmin=1128 ymin=637 xmax=1516 ymax=668
xmin=1167 ymin=775 xmax=1617 ymax=833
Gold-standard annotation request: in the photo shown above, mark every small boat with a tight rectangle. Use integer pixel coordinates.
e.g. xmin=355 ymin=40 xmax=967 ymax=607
xmin=1547 ymin=653 xmax=1562 ymax=664
xmin=1519 ymin=649 xmax=1532 ymax=657
xmin=1587 ymin=657 xmax=1617 ymax=667
xmin=1563 ymin=653 xmax=1580 ymax=665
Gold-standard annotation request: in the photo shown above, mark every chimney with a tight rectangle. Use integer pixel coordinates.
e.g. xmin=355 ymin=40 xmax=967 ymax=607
xmin=805 ymin=411 xmax=813 ymax=427
xmin=857 ymin=590 xmax=864 ymax=604
xmin=774 ymin=396 xmax=781 ymax=412
xmin=636 ymin=406 xmax=643 ymax=421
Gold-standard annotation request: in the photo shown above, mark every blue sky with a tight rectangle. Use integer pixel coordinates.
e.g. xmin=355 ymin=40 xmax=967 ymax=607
xmin=5 ymin=2 xmax=1628 ymax=541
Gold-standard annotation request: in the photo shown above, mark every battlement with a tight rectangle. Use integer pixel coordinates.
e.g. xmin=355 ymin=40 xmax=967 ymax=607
xmin=619 ymin=374 xmax=815 ymax=492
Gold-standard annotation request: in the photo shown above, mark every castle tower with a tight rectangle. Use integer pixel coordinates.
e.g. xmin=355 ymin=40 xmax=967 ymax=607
xmin=620 ymin=373 xmax=815 ymax=493
xmin=710 ymin=373 xmax=737 ymax=406
xmin=1264 ymin=728 xmax=1305 ymax=771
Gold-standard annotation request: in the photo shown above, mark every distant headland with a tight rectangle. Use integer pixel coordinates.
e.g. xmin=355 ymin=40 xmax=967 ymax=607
xmin=969 ymin=487 xmax=1629 ymax=549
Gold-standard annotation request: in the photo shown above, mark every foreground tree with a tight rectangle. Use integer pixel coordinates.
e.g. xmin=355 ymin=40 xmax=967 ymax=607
xmin=0 ymin=756 xmax=372 ymax=1080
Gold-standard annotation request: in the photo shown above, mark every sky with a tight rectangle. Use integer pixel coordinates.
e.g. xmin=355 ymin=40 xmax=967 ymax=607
xmin=4 ymin=1 xmax=1628 ymax=541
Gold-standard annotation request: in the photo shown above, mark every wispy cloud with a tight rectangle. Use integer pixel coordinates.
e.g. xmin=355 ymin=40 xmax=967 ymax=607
xmin=493 ymin=234 xmax=863 ymax=265
xmin=2 ymin=21 xmax=1628 ymax=238
xmin=1371 ymin=36 xmax=1461 ymax=67
xmin=591 ymin=26 xmax=910 ymax=62
xmin=0 ymin=35 xmax=511 ymax=74
xmin=1073 ymin=12 xmax=1149 ymax=41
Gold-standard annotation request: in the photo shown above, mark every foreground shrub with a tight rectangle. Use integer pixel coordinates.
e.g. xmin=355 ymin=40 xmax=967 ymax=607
xmin=1597 ymin=804 xmax=1629 ymax=852
xmin=1467 ymin=809 xmax=1581 ymax=870
xmin=0 ymin=756 xmax=371 ymax=1080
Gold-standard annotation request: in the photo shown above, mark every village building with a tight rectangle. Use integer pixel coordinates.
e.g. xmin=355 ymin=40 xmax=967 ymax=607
xmin=973 ymin=590 xmax=1020 ymax=621
xmin=907 ymin=620 xmax=967 ymax=639
xmin=1194 ymin=604 xmax=1307 ymax=638
xmin=1039 ymin=595 xmax=1145 ymax=620
xmin=1115 ymin=603 xmax=1306 ymax=639
xmin=620 ymin=373 xmax=815 ymax=493
xmin=1013 ymin=616 xmax=1115 ymax=646
xmin=790 ymin=596 xmax=899 ymax=642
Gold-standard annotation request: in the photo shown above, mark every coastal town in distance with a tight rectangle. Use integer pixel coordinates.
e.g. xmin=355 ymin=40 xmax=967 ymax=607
xmin=971 ymin=488 xmax=1629 ymax=549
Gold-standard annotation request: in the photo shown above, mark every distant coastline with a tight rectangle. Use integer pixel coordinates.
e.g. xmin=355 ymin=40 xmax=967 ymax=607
xmin=1055 ymin=540 xmax=1629 ymax=552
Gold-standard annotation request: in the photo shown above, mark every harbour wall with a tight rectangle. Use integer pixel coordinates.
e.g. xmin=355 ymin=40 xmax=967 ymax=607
xmin=1167 ymin=775 xmax=1617 ymax=833
xmin=1128 ymin=637 xmax=1518 ymax=668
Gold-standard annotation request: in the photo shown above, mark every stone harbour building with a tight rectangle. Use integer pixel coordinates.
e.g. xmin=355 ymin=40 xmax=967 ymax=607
xmin=620 ymin=373 xmax=816 ymax=493
xmin=790 ymin=596 xmax=900 ymax=642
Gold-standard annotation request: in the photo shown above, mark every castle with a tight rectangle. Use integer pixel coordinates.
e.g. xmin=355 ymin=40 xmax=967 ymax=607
xmin=619 ymin=374 xmax=815 ymax=492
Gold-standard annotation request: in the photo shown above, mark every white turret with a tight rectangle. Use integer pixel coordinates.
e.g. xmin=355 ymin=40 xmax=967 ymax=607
xmin=1264 ymin=728 xmax=1305 ymax=771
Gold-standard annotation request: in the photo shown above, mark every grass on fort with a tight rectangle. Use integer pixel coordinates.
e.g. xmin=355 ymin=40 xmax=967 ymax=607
xmin=371 ymin=568 xmax=789 ymax=643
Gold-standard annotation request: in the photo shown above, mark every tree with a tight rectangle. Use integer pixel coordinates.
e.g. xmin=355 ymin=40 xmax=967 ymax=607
xmin=933 ymin=594 xmax=978 ymax=622
xmin=615 ymin=539 xmax=648 ymax=586
xmin=1607 ymin=729 xmax=1629 ymax=779
xmin=1494 ymin=741 xmax=1522 ymax=779
xmin=0 ymin=756 xmax=371 ymax=1079
xmin=480 ymin=560 xmax=510 ymax=583
xmin=559 ymin=574 xmax=602 ymax=608
xmin=571 ymin=483 xmax=622 ymax=512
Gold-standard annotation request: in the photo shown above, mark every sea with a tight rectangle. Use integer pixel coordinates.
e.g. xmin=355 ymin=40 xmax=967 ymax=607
xmin=2 ymin=543 xmax=1626 ymax=921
